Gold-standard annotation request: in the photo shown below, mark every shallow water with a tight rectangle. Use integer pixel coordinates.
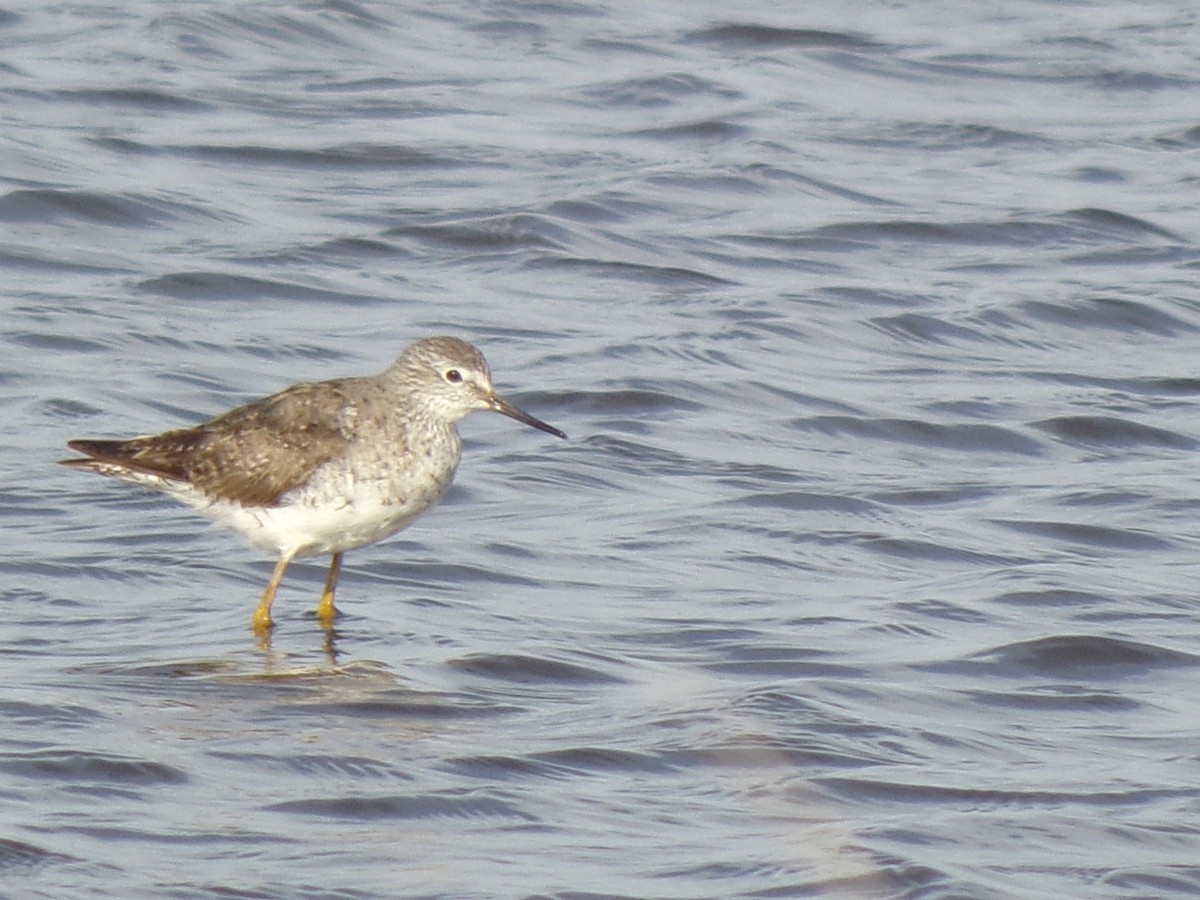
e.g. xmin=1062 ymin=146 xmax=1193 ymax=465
xmin=5 ymin=1 xmax=1200 ymax=897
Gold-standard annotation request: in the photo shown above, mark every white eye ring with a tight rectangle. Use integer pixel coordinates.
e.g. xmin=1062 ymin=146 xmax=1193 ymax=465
xmin=444 ymin=369 xmax=463 ymax=384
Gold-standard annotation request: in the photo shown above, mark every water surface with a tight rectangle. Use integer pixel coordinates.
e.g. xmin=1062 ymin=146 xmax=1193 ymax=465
xmin=4 ymin=1 xmax=1200 ymax=897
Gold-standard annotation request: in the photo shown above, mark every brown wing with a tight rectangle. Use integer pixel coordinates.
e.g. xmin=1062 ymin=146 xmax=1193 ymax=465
xmin=65 ymin=379 xmax=359 ymax=506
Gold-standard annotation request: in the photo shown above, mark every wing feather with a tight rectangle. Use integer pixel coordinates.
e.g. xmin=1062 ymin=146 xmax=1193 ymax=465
xmin=64 ymin=379 xmax=359 ymax=506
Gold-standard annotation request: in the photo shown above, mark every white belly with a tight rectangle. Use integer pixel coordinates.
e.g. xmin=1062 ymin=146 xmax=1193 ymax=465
xmin=126 ymin=445 xmax=460 ymax=560
xmin=201 ymin=490 xmax=431 ymax=558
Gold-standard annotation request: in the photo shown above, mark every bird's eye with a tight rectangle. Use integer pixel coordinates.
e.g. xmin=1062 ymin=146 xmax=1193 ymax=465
xmin=444 ymin=369 xmax=463 ymax=384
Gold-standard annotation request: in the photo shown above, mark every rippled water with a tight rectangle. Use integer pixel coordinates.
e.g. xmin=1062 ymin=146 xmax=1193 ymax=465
xmin=5 ymin=1 xmax=1200 ymax=897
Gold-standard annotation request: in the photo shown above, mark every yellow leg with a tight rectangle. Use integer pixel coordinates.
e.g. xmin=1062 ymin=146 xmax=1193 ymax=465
xmin=253 ymin=554 xmax=292 ymax=636
xmin=315 ymin=551 xmax=343 ymax=627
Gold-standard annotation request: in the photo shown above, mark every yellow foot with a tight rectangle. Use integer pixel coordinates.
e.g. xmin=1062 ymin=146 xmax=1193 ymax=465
xmin=252 ymin=608 xmax=274 ymax=637
xmin=315 ymin=551 xmax=343 ymax=628
xmin=254 ymin=553 xmax=291 ymax=643
xmin=315 ymin=593 xmax=338 ymax=628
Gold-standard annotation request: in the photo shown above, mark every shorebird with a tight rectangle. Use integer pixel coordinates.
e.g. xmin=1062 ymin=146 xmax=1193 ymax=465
xmin=61 ymin=336 xmax=565 ymax=637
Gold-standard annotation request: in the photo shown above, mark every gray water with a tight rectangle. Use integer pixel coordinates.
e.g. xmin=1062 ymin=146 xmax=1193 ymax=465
xmin=4 ymin=1 xmax=1200 ymax=897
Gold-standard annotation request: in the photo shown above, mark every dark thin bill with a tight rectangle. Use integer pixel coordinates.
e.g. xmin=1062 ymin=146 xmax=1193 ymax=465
xmin=490 ymin=395 xmax=567 ymax=439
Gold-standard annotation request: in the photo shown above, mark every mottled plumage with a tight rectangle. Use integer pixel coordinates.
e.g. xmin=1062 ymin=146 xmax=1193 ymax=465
xmin=67 ymin=379 xmax=357 ymax=507
xmin=61 ymin=336 xmax=565 ymax=637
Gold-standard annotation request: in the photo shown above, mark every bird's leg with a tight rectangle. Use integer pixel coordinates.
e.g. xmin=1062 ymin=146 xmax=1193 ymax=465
xmin=253 ymin=554 xmax=292 ymax=636
xmin=315 ymin=551 xmax=343 ymax=627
